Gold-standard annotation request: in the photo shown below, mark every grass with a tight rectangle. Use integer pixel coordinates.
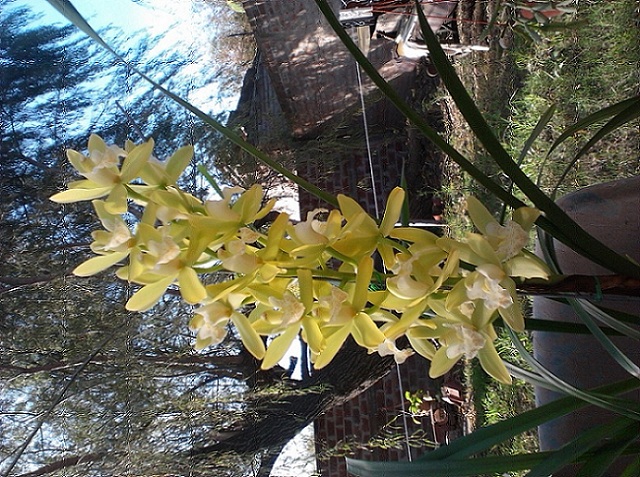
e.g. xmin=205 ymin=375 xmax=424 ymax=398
xmin=507 ymin=0 xmax=640 ymax=198
xmin=432 ymin=0 xmax=640 ymax=467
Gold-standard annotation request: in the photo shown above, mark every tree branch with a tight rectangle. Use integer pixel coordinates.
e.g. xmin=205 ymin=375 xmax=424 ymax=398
xmin=15 ymin=452 xmax=105 ymax=477
xmin=188 ymin=338 xmax=394 ymax=457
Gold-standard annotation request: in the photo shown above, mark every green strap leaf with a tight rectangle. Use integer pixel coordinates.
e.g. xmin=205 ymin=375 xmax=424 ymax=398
xmin=527 ymin=417 xmax=637 ymax=477
xmin=420 ymin=374 xmax=640 ymax=461
xmin=569 ymin=298 xmax=640 ymax=379
xmin=551 ymin=97 xmax=640 ymax=197
xmin=347 ymin=452 xmax=553 ymax=477
xmin=508 ymin=328 xmax=640 ymax=420
xmin=44 ymin=0 xmax=339 ymax=209
xmin=411 ymin=1 xmax=640 ymax=279
xmin=577 ymin=428 xmax=640 ymax=477
xmin=548 ymin=95 xmax=640 ymax=157
xmin=620 ymin=455 xmax=640 ymax=477
xmin=346 ymin=433 xmax=640 ymax=477
xmin=501 ymin=103 xmax=556 ymax=223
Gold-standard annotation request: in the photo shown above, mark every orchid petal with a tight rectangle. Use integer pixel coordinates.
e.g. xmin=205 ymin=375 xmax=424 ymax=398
xmin=352 ymin=256 xmax=373 ymax=311
xmin=178 ymin=267 xmax=207 ymax=304
xmin=50 ymin=186 xmax=112 ymax=203
xmin=379 ymin=187 xmax=405 ymax=236
xmin=262 ymin=324 xmax=300 ymax=369
xmin=407 ymin=333 xmax=436 ymax=360
xmin=429 ymin=346 xmax=460 ymax=378
xmin=466 ymin=196 xmax=496 ymax=235
xmin=313 ymin=322 xmax=353 ymax=369
xmin=231 ymin=312 xmax=266 ymax=359
xmin=73 ymin=251 xmax=128 ymax=276
xmin=352 ymin=312 xmax=385 ymax=349
xmin=120 ymin=138 xmax=154 ymax=183
xmin=165 ymin=145 xmax=194 ymax=184
xmin=478 ymin=344 xmax=512 ymax=384
xmin=125 ymin=274 xmax=176 ymax=312
xmin=302 ymin=316 xmax=324 ymax=354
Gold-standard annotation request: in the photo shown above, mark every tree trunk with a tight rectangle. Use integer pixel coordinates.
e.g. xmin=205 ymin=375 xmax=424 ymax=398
xmin=189 ymin=338 xmax=394 ymax=457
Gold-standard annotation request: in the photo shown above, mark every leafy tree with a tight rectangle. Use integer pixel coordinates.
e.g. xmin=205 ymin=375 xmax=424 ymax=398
xmin=0 ymin=3 xmax=398 ymax=476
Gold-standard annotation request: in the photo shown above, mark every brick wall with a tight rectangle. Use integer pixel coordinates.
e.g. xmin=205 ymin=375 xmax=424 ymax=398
xmin=315 ymin=354 xmax=440 ymax=476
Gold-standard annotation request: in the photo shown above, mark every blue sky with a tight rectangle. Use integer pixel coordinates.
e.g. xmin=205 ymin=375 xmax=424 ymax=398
xmin=12 ymin=0 xmax=241 ymax=116
xmin=20 ymin=0 xmax=179 ymax=36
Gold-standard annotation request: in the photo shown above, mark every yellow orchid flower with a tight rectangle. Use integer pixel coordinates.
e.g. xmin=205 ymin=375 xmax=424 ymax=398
xmin=332 ymin=187 xmax=405 ymax=267
xmin=447 ymin=263 xmax=524 ymax=332
xmin=72 ymin=200 xmax=134 ymax=277
xmin=137 ymin=145 xmax=194 ymax=188
xmin=313 ymin=257 xmax=386 ymax=364
xmin=438 ymin=197 xmax=549 ymax=279
xmin=189 ymin=300 xmax=265 ymax=359
xmin=466 ymin=196 xmax=540 ymax=261
xmin=50 ymin=135 xmax=154 ymax=214
xmin=257 ymin=271 xmax=315 ymax=369
xmin=189 ymin=301 xmax=233 ymax=350
xmin=427 ymin=296 xmax=512 ymax=384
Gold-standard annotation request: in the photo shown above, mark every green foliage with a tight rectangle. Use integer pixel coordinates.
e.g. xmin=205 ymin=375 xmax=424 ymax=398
xmin=507 ymin=0 xmax=640 ymax=196
xmin=8 ymin=0 xmax=640 ymax=476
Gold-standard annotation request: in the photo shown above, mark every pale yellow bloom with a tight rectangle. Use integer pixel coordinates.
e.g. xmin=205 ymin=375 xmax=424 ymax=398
xmin=269 ymin=291 xmax=306 ymax=327
xmin=189 ymin=302 xmax=233 ymax=350
xmin=464 ymin=197 xmax=550 ymax=278
xmin=376 ymin=339 xmax=414 ymax=364
xmin=426 ymin=296 xmax=512 ymax=384
xmin=332 ymin=187 xmax=405 ymax=267
xmin=50 ymin=135 xmax=154 ymax=214
xmin=464 ymin=264 xmax=514 ymax=310
xmin=73 ymin=200 xmax=134 ymax=277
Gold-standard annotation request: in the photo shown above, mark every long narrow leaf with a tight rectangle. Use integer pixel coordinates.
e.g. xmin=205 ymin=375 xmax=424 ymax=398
xmin=581 ymin=300 xmax=640 ymax=340
xmin=508 ymin=328 xmax=640 ymax=420
xmin=527 ymin=417 xmax=636 ymax=477
xmin=44 ymin=0 xmax=339 ymax=209
xmin=509 ymin=328 xmax=636 ymax=411
xmin=537 ymin=226 xmax=640 ymax=340
xmin=501 ymin=103 xmax=556 ymax=223
xmin=420 ymin=375 xmax=640 ymax=461
xmin=548 ymin=95 xmax=640 ymax=157
xmin=621 ymin=456 xmax=640 ymax=477
xmin=577 ymin=428 xmax=640 ymax=477
xmin=412 ymin=1 xmax=640 ymax=278
xmin=570 ymin=298 xmax=640 ymax=379
xmin=552 ymin=98 xmax=640 ymax=195
xmin=346 ymin=431 xmax=640 ymax=477
xmin=196 ymin=164 xmax=224 ymax=198
xmin=348 ymin=451 xmax=553 ymax=477
xmin=516 ymin=316 xmax=621 ymax=335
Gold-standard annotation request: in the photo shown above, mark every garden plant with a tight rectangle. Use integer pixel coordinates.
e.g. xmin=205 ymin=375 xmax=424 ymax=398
xmin=44 ymin=0 xmax=640 ymax=475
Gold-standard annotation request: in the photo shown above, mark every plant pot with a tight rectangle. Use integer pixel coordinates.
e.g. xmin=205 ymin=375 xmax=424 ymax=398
xmin=533 ymin=176 xmax=640 ymax=476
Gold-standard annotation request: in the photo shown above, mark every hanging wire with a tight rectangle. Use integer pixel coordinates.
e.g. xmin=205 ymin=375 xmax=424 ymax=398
xmin=355 ymin=56 xmax=413 ymax=460
xmin=395 ymin=362 xmax=413 ymax=461
xmin=355 ymin=63 xmax=380 ymax=219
